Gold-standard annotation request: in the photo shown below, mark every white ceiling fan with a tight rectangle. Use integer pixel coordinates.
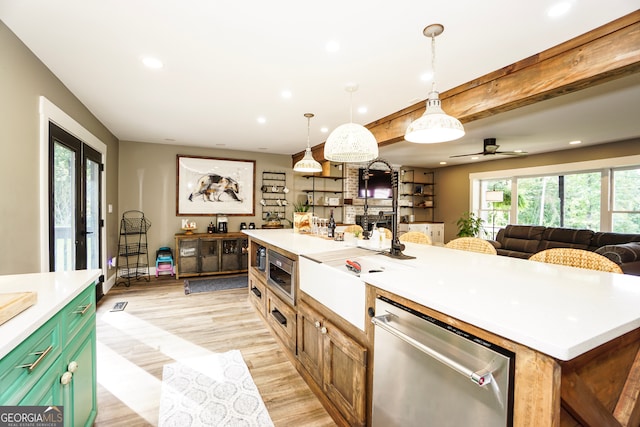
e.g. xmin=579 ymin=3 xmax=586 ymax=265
xmin=450 ymin=138 xmax=528 ymax=158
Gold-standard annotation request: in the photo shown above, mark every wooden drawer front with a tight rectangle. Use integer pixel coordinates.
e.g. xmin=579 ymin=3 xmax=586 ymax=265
xmin=266 ymin=291 xmax=296 ymax=352
xmin=248 ymin=273 xmax=266 ymax=317
xmin=61 ymin=285 xmax=96 ymax=344
xmin=0 ymin=316 xmax=62 ymax=405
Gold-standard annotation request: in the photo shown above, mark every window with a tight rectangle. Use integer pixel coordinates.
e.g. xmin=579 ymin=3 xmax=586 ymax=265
xmin=612 ymin=167 xmax=640 ymax=233
xmin=470 ymin=155 xmax=640 ymax=234
xmin=516 ymin=172 xmax=600 ymax=229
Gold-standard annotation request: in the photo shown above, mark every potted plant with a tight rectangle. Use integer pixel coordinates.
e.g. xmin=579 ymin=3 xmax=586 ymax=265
xmin=456 ymin=211 xmax=484 ymax=238
xmin=293 ymin=202 xmax=312 ymax=233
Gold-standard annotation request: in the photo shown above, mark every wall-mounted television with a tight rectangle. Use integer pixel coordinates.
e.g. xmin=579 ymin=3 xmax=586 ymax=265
xmin=358 ymin=168 xmax=394 ymax=199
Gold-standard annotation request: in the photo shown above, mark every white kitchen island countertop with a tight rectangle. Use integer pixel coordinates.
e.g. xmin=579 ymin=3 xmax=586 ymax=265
xmin=243 ymin=228 xmax=355 ymax=255
xmin=0 ymin=269 xmax=101 ymax=359
xmin=244 ymin=229 xmax=640 ymax=361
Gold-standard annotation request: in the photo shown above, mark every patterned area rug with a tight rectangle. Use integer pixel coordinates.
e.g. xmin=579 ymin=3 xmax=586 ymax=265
xmin=158 ymin=350 xmax=274 ymax=427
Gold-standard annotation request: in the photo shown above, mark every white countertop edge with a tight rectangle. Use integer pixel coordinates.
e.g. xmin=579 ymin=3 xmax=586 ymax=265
xmin=362 ymin=273 xmax=640 ymax=361
xmin=0 ymin=270 xmax=101 ymax=359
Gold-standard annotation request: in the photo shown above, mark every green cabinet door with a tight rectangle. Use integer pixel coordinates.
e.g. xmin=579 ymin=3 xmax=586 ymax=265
xmin=62 ymin=321 xmax=97 ymax=427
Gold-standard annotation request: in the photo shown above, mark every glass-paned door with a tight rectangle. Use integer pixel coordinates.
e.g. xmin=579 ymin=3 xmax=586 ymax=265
xmin=49 ymin=123 xmax=102 ymax=271
xmin=52 ymin=140 xmax=77 ymax=271
xmin=85 ymin=146 xmax=101 ymax=270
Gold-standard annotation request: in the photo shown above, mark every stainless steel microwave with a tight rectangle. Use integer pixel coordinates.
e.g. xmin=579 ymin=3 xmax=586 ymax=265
xmin=267 ymin=249 xmax=296 ymax=306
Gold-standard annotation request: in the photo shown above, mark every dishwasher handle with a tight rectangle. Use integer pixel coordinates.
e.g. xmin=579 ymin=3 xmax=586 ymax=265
xmin=372 ymin=314 xmax=494 ymax=388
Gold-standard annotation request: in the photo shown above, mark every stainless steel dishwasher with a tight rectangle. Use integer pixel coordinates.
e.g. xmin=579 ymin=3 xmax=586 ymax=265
xmin=371 ymin=296 xmax=515 ymax=426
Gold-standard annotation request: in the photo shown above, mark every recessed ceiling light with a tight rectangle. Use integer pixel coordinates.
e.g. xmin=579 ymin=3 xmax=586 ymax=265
xmin=514 ymin=149 xmax=523 ymax=153
xmin=439 ymin=161 xmax=447 ymax=165
xmin=320 ymin=127 xmax=329 ymax=133
xmin=569 ymin=140 xmax=582 ymax=145
xmin=357 ymin=106 xmax=368 ymax=114
xmin=471 ymin=156 xmax=480 ymax=160
xmin=164 ymin=138 xmax=175 ymax=142
xmin=547 ymin=1 xmax=572 ymax=18
xmin=142 ymin=56 xmax=163 ymax=69
xmin=326 ymin=40 xmax=340 ymax=53
xmin=257 ymin=116 xmax=266 ymax=124
xmin=281 ymin=90 xmax=292 ymax=99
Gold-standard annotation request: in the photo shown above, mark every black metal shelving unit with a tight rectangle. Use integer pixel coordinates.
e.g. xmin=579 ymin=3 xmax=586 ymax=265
xmin=116 ymin=210 xmax=151 ymax=287
xmin=261 ymin=171 xmax=288 ymax=223
xmin=400 ymin=170 xmax=435 ymax=222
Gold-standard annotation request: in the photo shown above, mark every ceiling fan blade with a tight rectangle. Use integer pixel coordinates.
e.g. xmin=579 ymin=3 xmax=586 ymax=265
xmin=494 ymin=151 xmax=528 ymax=156
xmin=449 ymin=151 xmax=485 ymax=158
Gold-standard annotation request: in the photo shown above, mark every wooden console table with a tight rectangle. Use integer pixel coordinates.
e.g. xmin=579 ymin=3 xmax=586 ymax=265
xmin=174 ymin=232 xmax=248 ymax=279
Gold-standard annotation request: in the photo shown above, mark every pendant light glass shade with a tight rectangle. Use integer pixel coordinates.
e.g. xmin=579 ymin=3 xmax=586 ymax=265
xmin=405 ymin=24 xmax=464 ymax=144
xmin=294 ymin=113 xmax=323 ymax=173
xmin=324 ymin=84 xmax=378 ymax=163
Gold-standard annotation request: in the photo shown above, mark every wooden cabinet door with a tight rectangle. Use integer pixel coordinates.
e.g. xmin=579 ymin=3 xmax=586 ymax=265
xmin=296 ymin=301 xmax=324 ymax=386
xmin=322 ymin=319 xmax=367 ymax=427
xmin=430 ymin=223 xmax=444 ymax=244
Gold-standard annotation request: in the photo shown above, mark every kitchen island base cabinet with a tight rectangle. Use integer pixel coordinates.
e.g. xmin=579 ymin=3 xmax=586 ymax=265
xmin=297 ymin=300 xmax=367 ymax=427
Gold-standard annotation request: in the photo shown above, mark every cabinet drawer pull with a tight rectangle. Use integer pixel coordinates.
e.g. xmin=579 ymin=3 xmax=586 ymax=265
xmin=74 ymin=303 xmax=92 ymax=315
xmin=271 ymin=309 xmax=287 ymax=326
xmin=16 ymin=345 xmax=53 ymax=373
xmin=251 ymin=287 xmax=262 ymax=298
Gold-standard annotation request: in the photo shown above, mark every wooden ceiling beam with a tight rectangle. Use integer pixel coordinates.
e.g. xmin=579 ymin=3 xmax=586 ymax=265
xmin=292 ymin=10 xmax=640 ymax=165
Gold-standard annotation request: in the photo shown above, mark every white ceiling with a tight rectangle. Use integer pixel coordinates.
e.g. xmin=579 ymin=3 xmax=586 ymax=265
xmin=1 ymin=0 xmax=639 ymax=168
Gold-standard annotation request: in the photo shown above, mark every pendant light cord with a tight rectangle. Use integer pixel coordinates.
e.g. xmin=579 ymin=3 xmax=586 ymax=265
xmin=430 ymin=34 xmax=437 ymax=94
xmin=349 ymin=89 xmax=354 ymax=123
xmin=306 ymin=116 xmax=312 ymax=149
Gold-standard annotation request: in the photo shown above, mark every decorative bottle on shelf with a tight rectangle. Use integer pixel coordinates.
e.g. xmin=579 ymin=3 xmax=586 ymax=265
xmin=328 ymin=209 xmax=336 ymax=238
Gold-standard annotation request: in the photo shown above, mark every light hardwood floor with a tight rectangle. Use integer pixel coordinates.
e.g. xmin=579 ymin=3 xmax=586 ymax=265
xmin=94 ymin=276 xmax=336 ymax=426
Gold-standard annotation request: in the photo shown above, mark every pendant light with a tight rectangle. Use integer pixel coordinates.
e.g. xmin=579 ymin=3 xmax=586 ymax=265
xmin=324 ymin=84 xmax=378 ymax=163
xmin=293 ymin=113 xmax=323 ymax=173
xmin=405 ymin=24 xmax=465 ymax=144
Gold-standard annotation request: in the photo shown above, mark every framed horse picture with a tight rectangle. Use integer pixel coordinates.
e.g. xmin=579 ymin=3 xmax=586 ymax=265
xmin=177 ymin=155 xmax=255 ymax=216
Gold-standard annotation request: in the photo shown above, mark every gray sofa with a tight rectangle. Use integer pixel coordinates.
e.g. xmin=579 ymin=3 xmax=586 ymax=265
xmin=489 ymin=225 xmax=640 ymax=275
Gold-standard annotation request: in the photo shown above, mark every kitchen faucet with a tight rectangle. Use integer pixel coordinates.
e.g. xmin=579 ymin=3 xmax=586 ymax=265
xmin=362 ymin=158 xmax=414 ymax=259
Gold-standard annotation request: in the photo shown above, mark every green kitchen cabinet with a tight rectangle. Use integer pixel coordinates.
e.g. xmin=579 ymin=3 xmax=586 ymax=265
xmin=61 ymin=325 xmax=96 ymax=427
xmin=0 ymin=283 xmax=97 ymax=427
